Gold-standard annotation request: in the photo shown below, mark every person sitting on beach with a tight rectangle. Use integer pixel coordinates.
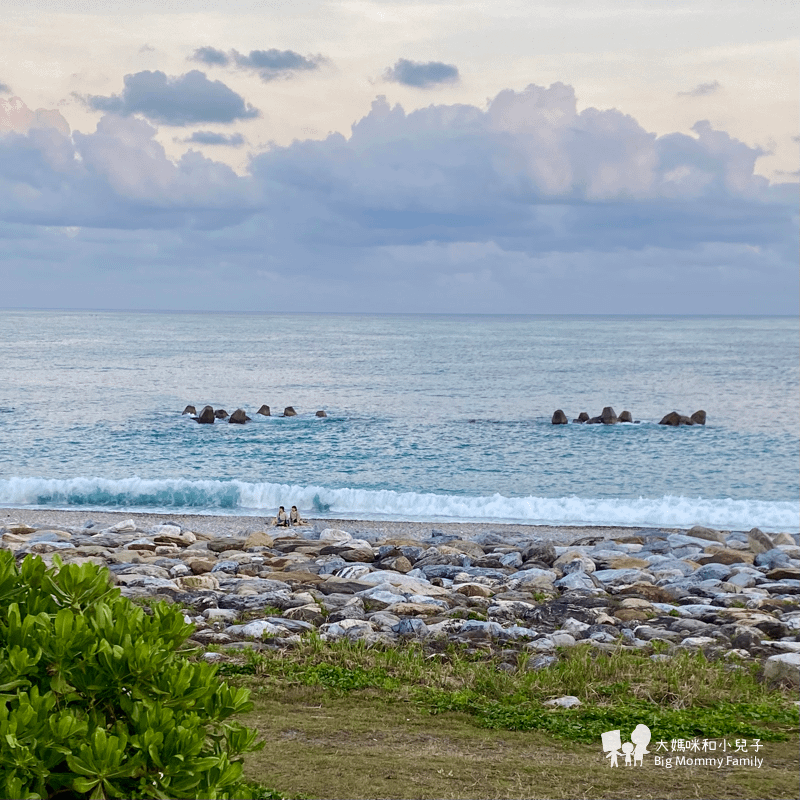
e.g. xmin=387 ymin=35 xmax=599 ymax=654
xmin=290 ymin=505 xmax=304 ymax=526
xmin=273 ymin=506 xmax=289 ymax=527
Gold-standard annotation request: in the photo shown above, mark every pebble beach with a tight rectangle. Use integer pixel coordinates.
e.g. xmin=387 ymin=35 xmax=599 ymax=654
xmin=3 ymin=508 xmax=799 ymax=689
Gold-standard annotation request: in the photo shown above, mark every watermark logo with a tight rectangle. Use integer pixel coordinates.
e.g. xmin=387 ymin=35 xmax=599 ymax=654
xmin=601 ymin=728 xmax=765 ymax=769
xmin=601 ymin=725 xmax=650 ymax=767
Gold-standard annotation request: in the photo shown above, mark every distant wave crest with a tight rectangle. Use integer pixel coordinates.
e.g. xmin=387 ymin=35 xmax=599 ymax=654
xmin=0 ymin=476 xmax=797 ymax=532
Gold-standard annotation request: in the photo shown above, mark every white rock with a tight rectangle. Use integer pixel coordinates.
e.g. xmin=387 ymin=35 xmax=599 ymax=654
xmin=109 ymin=519 xmax=137 ymax=533
xmin=679 ymin=636 xmax=717 ymax=648
xmin=227 ymin=620 xmax=285 ymax=638
xmin=357 ymin=571 xmax=450 ymax=596
xmin=319 ymin=528 xmax=353 ymax=543
xmin=335 ymin=564 xmax=372 ymax=580
xmin=544 ymin=695 xmax=581 ymax=709
xmin=427 ymin=619 xmax=465 ymax=637
xmin=561 ymin=617 xmax=590 ymax=636
xmin=203 ymin=652 xmax=225 ymax=662
xmin=203 ymin=608 xmax=238 ymax=622
xmin=764 ymin=653 xmax=800 ymax=687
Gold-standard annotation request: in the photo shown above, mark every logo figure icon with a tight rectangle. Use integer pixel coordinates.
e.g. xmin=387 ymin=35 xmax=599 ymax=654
xmin=602 ymin=725 xmax=651 ymax=767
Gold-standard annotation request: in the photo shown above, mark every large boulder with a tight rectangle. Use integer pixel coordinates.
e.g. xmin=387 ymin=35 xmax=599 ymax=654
xmin=229 ymin=408 xmax=248 ymax=424
xmin=573 ymin=412 xmax=589 ymax=423
xmin=257 ymin=405 xmax=271 ymax=416
xmin=618 ymin=410 xmax=633 ymax=423
xmin=214 ymin=408 xmax=229 ymax=419
xmin=601 ymin=406 xmax=618 ymax=424
xmin=315 ymin=410 xmax=327 ymax=418
xmin=551 ymin=409 xmax=568 ymax=425
xmin=283 ymin=406 xmax=297 ymax=417
xmin=182 ymin=405 xmax=196 ymax=415
xmin=195 ymin=405 xmax=215 ymax=424
xmin=747 ymin=528 xmax=774 ymax=554
xmin=660 ymin=411 xmax=700 ymax=426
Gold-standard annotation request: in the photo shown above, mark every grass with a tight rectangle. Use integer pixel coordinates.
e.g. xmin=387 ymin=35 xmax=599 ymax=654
xmin=220 ymin=637 xmax=799 ymax=799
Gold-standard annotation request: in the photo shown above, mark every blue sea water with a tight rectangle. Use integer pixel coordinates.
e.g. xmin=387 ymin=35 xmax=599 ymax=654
xmin=0 ymin=311 xmax=797 ymax=532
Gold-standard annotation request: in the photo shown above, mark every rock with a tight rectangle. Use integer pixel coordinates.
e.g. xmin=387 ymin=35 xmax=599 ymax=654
xmin=319 ymin=619 xmax=374 ymax=640
xmin=283 ymin=406 xmax=297 ymax=417
xmin=188 ymin=558 xmax=216 ymax=574
xmin=229 ymin=408 xmax=248 ymax=424
xmin=340 ymin=546 xmax=375 ymax=563
xmin=393 ymin=618 xmax=429 ymax=637
xmin=573 ymin=412 xmax=589 ymax=423
xmin=177 ymin=574 xmax=220 ymax=591
xmin=458 ymin=620 xmax=505 ymax=640
xmin=522 ymin=541 xmax=557 ymax=566
xmin=747 ymin=528 xmax=774 ymax=554
xmin=618 ymin=410 xmax=633 ymax=423
xmin=766 ymin=566 xmax=800 ymax=581
xmin=7 ymin=524 xmax=36 ymax=535
xmin=696 ymin=549 xmax=752 ymax=566
xmin=378 ymin=556 xmax=413 ymax=573
xmin=336 ymin=564 xmax=372 ymax=580
xmin=551 ymin=409 xmax=568 ymax=425
xmin=508 ymin=568 xmax=557 ymax=591
xmin=284 ymin=604 xmax=326 ymax=626
xmin=691 ymin=410 xmax=707 ymax=425
xmin=257 ymin=405 xmax=271 ymax=416
xmin=764 ymin=653 xmax=800 ymax=687
xmin=455 ymin=582 xmax=493 ymax=598
xmin=154 ymin=528 xmax=197 ymax=547
xmin=182 ymin=405 xmax=196 ymax=415
xmin=208 ymin=538 xmax=247 ymax=553
xmin=527 ymin=655 xmax=558 ymax=671
xmin=319 ymin=528 xmax=353 ymax=543
xmin=243 ymin=531 xmax=274 ymax=549
xmin=601 ymin=406 xmax=618 ymax=424
xmin=687 ymin=525 xmax=726 ymax=544
xmin=593 ymin=568 xmax=653 ymax=588
xmin=214 ymin=408 xmax=229 ymax=419
xmin=554 ymin=572 xmax=597 ymax=591
xmin=315 ymin=410 xmax=327 ymax=418
xmin=543 ymin=695 xmax=581 ymax=709
xmin=127 ymin=538 xmax=156 ymax=551
xmin=658 ymin=411 xmax=679 ymax=426
xmin=196 ymin=405 xmax=215 ymax=424
xmin=109 ymin=519 xmax=138 ymax=533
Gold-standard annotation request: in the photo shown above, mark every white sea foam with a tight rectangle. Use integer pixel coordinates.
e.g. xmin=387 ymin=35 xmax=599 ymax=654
xmin=0 ymin=476 xmax=797 ymax=532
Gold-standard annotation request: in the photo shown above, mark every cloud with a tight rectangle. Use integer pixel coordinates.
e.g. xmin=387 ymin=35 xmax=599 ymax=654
xmin=190 ymin=46 xmax=230 ymax=67
xmin=1 ymin=96 xmax=70 ymax=135
xmin=678 ymin=80 xmax=721 ymax=97
xmin=139 ymin=44 xmax=155 ymax=54
xmin=1 ymin=83 xmax=796 ymax=313
xmin=0 ymin=81 xmax=11 ymax=94
xmin=383 ymin=59 xmax=459 ymax=88
xmin=189 ymin=46 xmax=324 ymax=80
xmin=184 ymin=130 xmax=245 ymax=147
xmin=233 ymin=49 xmax=323 ymax=81
xmin=85 ymin=70 xmax=259 ymax=126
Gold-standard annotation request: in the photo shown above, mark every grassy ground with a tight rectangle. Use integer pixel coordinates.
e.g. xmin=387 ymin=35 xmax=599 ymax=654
xmin=220 ymin=638 xmax=799 ymax=799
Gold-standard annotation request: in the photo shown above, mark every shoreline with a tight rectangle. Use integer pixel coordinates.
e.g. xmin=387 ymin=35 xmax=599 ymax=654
xmin=0 ymin=506 xmax=713 ymax=546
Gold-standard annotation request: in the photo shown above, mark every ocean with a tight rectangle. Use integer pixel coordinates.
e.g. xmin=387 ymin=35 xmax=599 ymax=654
xmin=0 ymin=311 xmax=797 ymax=532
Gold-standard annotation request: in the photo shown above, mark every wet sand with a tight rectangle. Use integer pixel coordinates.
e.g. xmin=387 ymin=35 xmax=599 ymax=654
xmin=0 ymin=506 xmax=690 ymax=546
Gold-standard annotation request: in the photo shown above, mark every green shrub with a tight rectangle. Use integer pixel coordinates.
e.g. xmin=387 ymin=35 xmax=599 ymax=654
xmin=0 ymin=552 xmax=263 ymax=799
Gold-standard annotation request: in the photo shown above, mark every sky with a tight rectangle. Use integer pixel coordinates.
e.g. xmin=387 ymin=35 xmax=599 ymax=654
xmin=0 ymin=0 xmax=798 ymax=314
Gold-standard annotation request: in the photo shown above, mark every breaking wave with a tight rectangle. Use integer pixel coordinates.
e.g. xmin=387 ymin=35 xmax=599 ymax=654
xmin=0 ymin=476 xmax=797 ymax=532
